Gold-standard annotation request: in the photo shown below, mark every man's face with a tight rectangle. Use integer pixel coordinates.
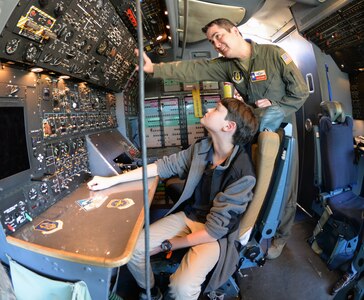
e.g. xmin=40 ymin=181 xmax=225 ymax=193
xmin=200 ymin=102 xmax=229 ymax=132
xmin=206 ymin=24 xmax=241 ymax=58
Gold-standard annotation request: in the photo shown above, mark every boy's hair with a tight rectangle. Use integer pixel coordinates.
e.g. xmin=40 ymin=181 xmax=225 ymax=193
xmin=221 ymin=98 xmax=258 ymax=145
xmin=202 ymin=18 xmax=236 ymax=34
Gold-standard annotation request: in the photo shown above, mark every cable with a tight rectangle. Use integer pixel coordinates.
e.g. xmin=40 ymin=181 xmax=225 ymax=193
xmin=135 ymin=1 xmax=152 ymax=299
xmin=325 ymin=64 xmax=332 ymax=102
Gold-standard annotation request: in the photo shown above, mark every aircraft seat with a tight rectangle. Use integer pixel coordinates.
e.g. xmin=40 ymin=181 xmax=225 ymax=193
xmin=309 ymin=101 xmax=363 ymax=271
xmin=238 ymin=129 xmax=282 ymax=246
xmin=152 ymin=123 xmax=295 ymax=298
xmin=307 ymin=101 xmax=364 ymax=299
xmin=213 ymin=123 xmax=295 ymax=298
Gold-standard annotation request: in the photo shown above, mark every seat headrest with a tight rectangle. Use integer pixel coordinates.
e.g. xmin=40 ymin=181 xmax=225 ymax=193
xmin=320 ymin=101 xmax=346 ymax=123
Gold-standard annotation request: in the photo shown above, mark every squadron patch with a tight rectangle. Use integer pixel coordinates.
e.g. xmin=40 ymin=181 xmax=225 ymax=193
xmin=250 ymin=70 xmax=267 ymax=82
xmin=34 ymin=220 xmax=63 ymax=235
xmin=281 ymin=52 xmax=293 ymax=65
xmin=232 ymin=71 xmax=244 ymax=84
xmin=107 ymin=198 xmax=135 ymax=209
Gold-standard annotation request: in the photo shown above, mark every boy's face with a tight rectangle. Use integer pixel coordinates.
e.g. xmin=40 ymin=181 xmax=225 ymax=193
xmin=206 ymin=24 xmax=241 ymax=58
xmin=200 ymin=102 xmax=229 ymax=132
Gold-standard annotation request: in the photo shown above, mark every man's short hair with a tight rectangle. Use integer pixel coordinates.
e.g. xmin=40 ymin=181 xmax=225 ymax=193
xmin=202 ymin=18 xmax=237 ymax=34
xmin=221 ymin=98 xmax=258 ymax=145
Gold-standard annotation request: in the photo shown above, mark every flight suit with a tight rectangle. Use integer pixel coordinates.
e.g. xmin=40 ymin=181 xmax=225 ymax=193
xmin=152 ymin=40 xmax=309 ymax=246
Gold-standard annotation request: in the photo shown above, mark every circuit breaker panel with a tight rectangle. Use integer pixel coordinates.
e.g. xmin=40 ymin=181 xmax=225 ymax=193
xmin=0 ymin=0 xmax=170 ymax=92
xmin=0 ymin=0 xmax=171 ymax=236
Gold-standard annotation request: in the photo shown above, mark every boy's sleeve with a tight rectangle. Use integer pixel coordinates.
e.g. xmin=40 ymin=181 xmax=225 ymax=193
xmin=155 ymin=145 xmax=194 ymax=179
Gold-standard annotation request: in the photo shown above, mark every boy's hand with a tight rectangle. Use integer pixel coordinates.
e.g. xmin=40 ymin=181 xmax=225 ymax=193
xmin=87 ymin=176 xmax=114 ymax=191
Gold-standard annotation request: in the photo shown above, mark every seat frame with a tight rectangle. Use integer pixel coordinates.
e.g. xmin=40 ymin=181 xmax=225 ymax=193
xmin=214 ymin=123 xmax=295 ymax=298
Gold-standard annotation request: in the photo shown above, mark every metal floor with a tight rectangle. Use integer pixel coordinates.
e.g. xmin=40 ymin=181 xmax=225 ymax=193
xmin=236 ymin=213 xmax=340 ymax=300
xmin=115 ymin=209 xmax=341 ymax=300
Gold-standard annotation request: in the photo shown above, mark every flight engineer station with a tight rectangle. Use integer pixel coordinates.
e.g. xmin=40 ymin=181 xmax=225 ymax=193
xmin=0 ymin=0 xmax=364 ymax=300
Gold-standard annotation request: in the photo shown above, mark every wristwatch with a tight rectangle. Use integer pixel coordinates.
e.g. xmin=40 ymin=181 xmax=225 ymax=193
xmin=160 ymin=239 xmax=172 ymax=252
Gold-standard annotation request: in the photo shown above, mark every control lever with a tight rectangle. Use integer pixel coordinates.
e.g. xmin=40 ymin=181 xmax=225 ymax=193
xmin=30 ymin=174 xmax=52 ymax=182
xmin=114 ymin=152 xmax=158 ymax=172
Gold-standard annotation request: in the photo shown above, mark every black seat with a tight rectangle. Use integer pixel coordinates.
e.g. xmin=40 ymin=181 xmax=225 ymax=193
xmin=307 ymin=101 xmax=364 ymax=299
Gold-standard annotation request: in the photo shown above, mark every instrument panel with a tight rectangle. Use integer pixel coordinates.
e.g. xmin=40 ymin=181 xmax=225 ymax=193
xmin=0 ymin=0 xmax=137 ymax=92
xmin=0 ymin=0 xmax=170 ymax=235
xmin=0 ymin=67 xmax=120 ymax=235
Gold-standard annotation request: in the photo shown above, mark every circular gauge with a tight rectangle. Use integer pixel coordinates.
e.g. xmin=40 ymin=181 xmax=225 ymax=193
xmin=28 ymin=187 xmax=38 ymax=201
xmin=5 ymin=38 xmax=20 ymax=55
xmin=24 ymin=43 xmax=39 ymax=63
xmin=40 ymin=182 xmax=48 ymax=194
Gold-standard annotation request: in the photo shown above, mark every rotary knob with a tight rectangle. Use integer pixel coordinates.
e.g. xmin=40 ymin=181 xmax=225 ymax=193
xmin=54 ymin=3 xmax=64 ymax=17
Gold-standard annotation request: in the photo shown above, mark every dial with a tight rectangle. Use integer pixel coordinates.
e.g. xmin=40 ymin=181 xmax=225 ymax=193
xmin=5 ymin=38 xmax=20 ymax=55
xmin=28 ymin=187 xmax=38 ymax=201
xmin=40 ymin=182 xmax=48 ymax=194
xmin=24 ymin=43 xmax=39 ymax=63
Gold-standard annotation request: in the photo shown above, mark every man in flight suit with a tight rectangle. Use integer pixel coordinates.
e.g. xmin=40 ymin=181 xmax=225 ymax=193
xmin=136 ymin=18 xmax=309 ymax=259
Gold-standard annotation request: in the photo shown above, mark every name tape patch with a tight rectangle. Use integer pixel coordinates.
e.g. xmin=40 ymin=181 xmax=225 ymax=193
xmin=250 ymin=70 xmax=267 ymax=82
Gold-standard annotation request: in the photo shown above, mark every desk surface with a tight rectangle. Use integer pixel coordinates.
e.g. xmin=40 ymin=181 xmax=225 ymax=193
xmin=7 ymin=177 xmax=159 ymax=267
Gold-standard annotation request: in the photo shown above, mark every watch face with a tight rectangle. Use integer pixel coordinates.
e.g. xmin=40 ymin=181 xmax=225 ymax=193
xmin=161 ymin=240 xmax=172 ymax=252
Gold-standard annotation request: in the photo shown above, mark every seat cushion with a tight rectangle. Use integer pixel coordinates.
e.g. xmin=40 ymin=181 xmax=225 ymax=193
xmin=328 ymin=191 xmax=364 ymax=229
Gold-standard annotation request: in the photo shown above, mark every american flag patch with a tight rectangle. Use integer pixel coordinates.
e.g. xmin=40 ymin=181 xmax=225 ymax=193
xmin=281 ymin=52 xmax=293 ymax=65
